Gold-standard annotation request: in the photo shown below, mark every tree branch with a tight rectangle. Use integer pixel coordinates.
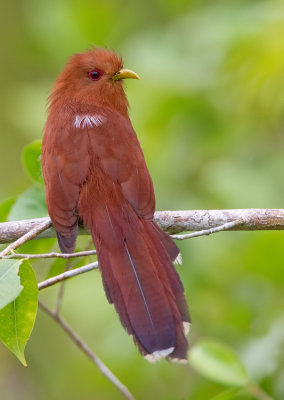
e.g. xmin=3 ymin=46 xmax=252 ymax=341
xmin=0 ymin=218 xmax=52 ymax=254
xmin=155 ymin=209 xmax=284 ymax=233
xmin=0 ymin=209 xmax=283 ymax=244
xmin=39 ymin=301 xmax=135 ymax=400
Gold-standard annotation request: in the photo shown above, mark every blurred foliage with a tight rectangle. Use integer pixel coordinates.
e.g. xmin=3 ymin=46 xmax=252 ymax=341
xmin=22 ymin=141 xmax=44 ymax=185
xmin=0 ymin=0 xmax=283 ymax=399
xmin=189 ymin=339 xmax=249 ymax=388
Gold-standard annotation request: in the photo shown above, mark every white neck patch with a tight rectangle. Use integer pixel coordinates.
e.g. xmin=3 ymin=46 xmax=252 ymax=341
xmin=74 ymin=114 xmax=106 ymax=129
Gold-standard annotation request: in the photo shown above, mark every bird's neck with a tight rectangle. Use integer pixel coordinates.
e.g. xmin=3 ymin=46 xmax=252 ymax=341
xmin=49 ymin=83 xmax=130 ymax=119
xmin=97 ymin=87 xmax=130 ymax=118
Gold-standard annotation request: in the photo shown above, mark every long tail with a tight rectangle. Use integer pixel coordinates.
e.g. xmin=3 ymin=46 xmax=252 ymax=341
xmin=79 ymin=192 xmax=190 ymax=362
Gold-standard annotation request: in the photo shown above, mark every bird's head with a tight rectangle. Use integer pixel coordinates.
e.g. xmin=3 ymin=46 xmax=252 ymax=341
xmin=49 ymin=47 xmax=140 ymax=117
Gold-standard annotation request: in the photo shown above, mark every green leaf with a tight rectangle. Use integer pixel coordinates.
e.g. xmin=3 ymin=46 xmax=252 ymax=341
xmin=22 ymin=140 xmax=44 ymax=185
xmin=8 ymin=185 xmax=47 ymax=221
xmin=0 ymin=261 xmax=38 ymax=366
xmin=0 ymin=259 xmax=23 ymax=310
xmin=189 ymin=339 xmax=249 ymax=387
xmin=210 ymin=387 xmax=242 ymax=400
xmin=0 ymin=198 xmax=16 ymax=222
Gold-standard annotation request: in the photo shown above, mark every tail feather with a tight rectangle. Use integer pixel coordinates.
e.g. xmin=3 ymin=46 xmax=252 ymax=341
xmin=81 ymin=198 xmax=189 ymax=361
xmin=150 ymin=221 xmax=180 ymax=262
xmin=56 ymin=227 xmax=78 ymax=253
xmin=143 ymin=221 xmax=191 ymax=328
xmin=107 ymin=229 xmax=177 ymax=355
xmin=123 ymin=240 xmax=155 ymax=329
xmin=99 ymin=249 xmax=137 ymax=337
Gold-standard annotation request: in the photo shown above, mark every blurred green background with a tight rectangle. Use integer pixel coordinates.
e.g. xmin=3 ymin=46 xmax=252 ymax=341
xmin=0 ymin=0 xmax=283 ymax=399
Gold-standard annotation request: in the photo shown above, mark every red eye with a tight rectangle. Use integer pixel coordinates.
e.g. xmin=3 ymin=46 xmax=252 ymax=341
xmin=88 ymin=70 xmax=103 ymax=81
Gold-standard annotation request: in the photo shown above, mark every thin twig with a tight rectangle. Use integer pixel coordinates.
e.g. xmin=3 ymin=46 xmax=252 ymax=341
xmin=38 ymin=262 xmax=99 ymax=290
xmin=0 ymin=249 xmax=97 ymax=260
xmin=0 ymin=219 xmax=52 ymax=256
xmin=36 ymin=219 xmax=246 ymax=290
xmin=55 ymin=239 xmax=95 ymax=315
xmin=171 ymin=218 xmax=246 ymax=240
xmin=38 ymin=300 xmax=135 ymax=400
xmin=55 ymin=259 xmax=72 ymax=315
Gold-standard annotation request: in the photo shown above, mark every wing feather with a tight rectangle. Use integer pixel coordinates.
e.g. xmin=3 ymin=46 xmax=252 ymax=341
xmin=88 ymin=108 xmax=155 ymax=219
xmin=42 ymin=105 xmax=156 ymax=251
xmin=42 ymin=110 xmax=91 ymax=251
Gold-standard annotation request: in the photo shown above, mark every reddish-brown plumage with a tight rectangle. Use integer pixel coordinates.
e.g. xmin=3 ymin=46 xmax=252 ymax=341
xmin=42 ymin=48 xmax=190 ymax=362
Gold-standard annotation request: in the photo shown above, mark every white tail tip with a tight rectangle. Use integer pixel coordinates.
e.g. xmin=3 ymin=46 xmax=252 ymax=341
xmin=183 ymin=321 xmax=191 ymax=335
xmin=144 ymin=347 xmax=175 ymax=363
xmin=169 ymin=357 xmax=188 ymax=365
xmin=174 ymin=252 xmax=183 ymax=265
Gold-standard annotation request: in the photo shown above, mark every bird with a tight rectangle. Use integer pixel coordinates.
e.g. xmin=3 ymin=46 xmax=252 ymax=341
xmin=42 ymin=47 xmax=190 ymax=362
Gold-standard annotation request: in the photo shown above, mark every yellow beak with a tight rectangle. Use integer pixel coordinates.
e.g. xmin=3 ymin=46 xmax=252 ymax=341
xmin=112 ymin=68 xmax=140 ymax=81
